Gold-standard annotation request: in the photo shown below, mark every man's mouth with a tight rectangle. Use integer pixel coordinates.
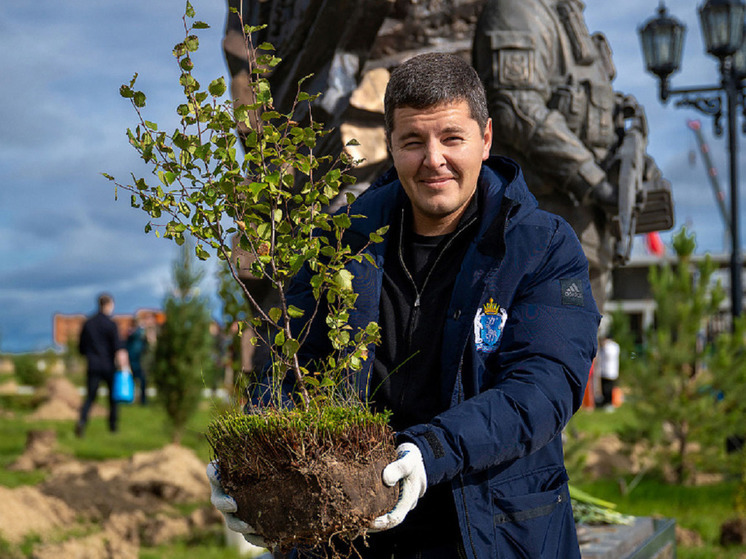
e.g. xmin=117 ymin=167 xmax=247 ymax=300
xmin=419 ymin=176 xmax=454 ymax=187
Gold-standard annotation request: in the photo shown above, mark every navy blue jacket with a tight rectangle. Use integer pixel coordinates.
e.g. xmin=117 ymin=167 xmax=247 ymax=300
xmin=285 ymin=156 xmax=600 ymax=558
xmin=79 ymin=312 xmax=122 ymax=376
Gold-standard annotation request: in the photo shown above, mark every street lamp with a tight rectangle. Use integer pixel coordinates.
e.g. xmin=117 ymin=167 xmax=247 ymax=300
xmin=639 ymin=0 xmax=745 ymax=321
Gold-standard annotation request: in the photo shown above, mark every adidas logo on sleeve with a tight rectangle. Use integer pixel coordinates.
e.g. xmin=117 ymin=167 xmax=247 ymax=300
xmin=560 ymin=278 xmax=584 ymax=306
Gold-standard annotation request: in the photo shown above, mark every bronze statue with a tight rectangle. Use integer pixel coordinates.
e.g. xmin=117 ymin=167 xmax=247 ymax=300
xmin=473 ymin=0 xmax=672 ymax=309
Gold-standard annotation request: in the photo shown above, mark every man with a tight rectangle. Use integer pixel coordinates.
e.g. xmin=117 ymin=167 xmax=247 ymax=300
xmin=209 ymin=53 xmax=600 ymax=558
xmin=76 ymin=293 xmax=130 ymax=437
xmin=473 ymin=0 xmax=669 ymax=310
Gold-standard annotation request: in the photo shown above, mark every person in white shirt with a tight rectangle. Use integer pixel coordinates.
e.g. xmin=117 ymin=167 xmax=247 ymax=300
xmin=596 ymin=335 xmax=620 ymax=408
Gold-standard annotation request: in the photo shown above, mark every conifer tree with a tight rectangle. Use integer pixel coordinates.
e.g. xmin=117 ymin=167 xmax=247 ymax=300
xmin=619 ymin=228 xmax=730 ymax=484
xmin=153 ymin=242 xmax=214 ymax=443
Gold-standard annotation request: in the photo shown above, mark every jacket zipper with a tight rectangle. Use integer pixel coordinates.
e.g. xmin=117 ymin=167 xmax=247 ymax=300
xmin=396 ymin=209 xmax=477 ymax=409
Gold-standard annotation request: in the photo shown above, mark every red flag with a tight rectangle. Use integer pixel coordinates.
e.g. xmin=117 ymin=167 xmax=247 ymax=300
xmin=646 ymin=231 xmax=665 ymax=256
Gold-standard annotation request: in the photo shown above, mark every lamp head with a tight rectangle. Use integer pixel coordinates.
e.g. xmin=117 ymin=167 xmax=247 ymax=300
xmin=639 ymin=2 xmax=686 ymax=80
xmin=699 ymin=0 xmax=746 ymax=59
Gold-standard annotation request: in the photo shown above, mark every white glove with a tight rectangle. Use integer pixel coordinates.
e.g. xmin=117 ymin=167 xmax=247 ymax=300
xmin=206 ymin=461 xmax=268 ymax=548
xmin=371 ymin=442 xmax=428 ymax=532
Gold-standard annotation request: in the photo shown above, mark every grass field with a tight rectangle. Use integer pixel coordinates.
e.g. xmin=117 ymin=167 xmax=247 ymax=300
xmin=1 ymin=386 xmax=746 ymax=557
xmin=568 ymin=407 xmax=746 ymax=558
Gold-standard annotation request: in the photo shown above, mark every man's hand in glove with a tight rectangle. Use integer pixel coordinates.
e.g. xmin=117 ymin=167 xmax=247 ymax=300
xmin=371 ymin=442 xmax=428 ymax=531
xmin=206 ymin=461 xmax=267 ymax=548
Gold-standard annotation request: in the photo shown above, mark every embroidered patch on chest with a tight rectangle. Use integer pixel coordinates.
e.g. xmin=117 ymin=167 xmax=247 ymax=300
xmin=560 ymin=278 xmax=584 ymax=306
xmin=474 ymin=298 xmax=508 ymax=353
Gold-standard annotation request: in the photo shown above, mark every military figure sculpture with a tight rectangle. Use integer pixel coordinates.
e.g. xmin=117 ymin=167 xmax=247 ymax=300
xmin=223 ymin=0 xmax=391 ymax=181
xmin=473 ymin=0 xmax=672 ymax=310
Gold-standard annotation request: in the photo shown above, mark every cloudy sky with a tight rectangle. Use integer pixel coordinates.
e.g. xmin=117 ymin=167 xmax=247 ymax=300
xmin=1 ymin=1 xmax=741 ymax=353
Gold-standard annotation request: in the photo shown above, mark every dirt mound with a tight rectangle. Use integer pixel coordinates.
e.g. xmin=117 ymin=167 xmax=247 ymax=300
xmin=583 ymin=434 xmax=633 ymax=479
xmin=720 ymin=517 xmax=746 ymax=546
xmin=30 ymin=511 xmax=143 ymax=559
xmin=677 ymin=525 xmax=703 ymax=547
xmin=43 ymin=377 xmax=82 ymax=408
xmin=31 ymin=529 xmax=140 ymax=559
xmin=41 ymin=463 xmax=160 ymax=520
xmin=1 ymin=443 xmax=218 ymax=557
xmin=0 ymin=379 xmax=19 ymax=395
xmin=8 ymin=429 xmax=69 ymax=472
xmin=126 ymin=443 xmax=210 ymax=503
xmin=40 ymin=443 xmax=209 ymax=519
xmin=0 ymin=485 xmax=76 ymax=544
xmin=27 ymin=376 xmax=105 ymax=421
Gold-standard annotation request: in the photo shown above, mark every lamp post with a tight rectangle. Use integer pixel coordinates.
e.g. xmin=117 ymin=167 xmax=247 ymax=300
xmin=639 ymin=0 xmax=745 ymax=321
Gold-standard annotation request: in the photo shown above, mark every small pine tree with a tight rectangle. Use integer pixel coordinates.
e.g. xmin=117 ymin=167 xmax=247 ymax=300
xmin=153 ymin=242 xmax=214 ymax=443
xmin=620 ymin=227 xmax=731 ymax=484
xmin=708 ymin=315 xmax=746 ymax=514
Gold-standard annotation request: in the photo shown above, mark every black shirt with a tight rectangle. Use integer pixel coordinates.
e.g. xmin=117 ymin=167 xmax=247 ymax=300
xmin=368 ymin=194 xmax=479 ymax=546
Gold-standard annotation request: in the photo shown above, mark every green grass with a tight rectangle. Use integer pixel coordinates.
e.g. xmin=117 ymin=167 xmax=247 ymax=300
xmin=2 ymin=390 xmax=746 ymax=557
xmin=567 ymin=405 xmax=746 ymax=559
xmin=574 ymin=478 xmax=746 ymax=558
xmin=0 ymin=393 xmax=224 ymax=487
xmin=566 ymin=404 xmax=639 ymax=438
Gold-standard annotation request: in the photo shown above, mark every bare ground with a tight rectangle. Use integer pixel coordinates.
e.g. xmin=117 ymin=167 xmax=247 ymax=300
xmin=0 ymin=378 xmax=222 ymax=558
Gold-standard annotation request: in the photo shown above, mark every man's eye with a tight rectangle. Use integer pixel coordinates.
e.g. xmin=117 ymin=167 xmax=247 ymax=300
xmin=445 ymin=136 xmax=464 ymax=143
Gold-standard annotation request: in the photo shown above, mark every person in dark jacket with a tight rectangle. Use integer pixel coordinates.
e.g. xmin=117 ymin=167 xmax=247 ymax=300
xmin=76 ymin=293 xmax=130 ymax=437
xmin=209 ymin=52 xmax=600 ymax=558
xmin=126 ymin=316 xmax=150 ymax=405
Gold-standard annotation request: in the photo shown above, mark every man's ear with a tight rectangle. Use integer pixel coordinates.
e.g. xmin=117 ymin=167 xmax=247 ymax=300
xmin=482 ymin=118 xmax=493 ymax=160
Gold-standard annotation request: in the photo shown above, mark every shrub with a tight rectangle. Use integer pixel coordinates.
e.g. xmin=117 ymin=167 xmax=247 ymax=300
xmin=13 ymin=354 xmax=46 ymax=387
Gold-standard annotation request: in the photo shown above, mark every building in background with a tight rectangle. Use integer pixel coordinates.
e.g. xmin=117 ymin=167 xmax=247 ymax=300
xmin=53 ymin=310 xmax=165 ymax=349
xmin=607 ymin=252 xmax=739 ymax=343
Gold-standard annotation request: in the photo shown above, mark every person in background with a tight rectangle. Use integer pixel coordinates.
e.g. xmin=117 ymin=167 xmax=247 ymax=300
xmin=126 ymin=315 xmax=149 ymax=405
xmin=596 ymin=333 xmax=621 ymax=409
xmin=76 ymin=293 xmax=130 ymax=437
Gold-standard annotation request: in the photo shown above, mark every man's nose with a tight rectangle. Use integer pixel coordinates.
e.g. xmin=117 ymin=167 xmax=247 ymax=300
xmin=423 ymin=142 xmax=446 ymax=167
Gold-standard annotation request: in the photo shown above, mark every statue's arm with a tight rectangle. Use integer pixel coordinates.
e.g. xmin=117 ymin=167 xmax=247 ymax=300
xmin=491 ymin=91 xmax=606 ymax=199
xmin=474 ymin=0 xmax=606 ymax=200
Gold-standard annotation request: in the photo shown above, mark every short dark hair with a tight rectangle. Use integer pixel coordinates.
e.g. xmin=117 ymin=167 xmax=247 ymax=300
xmin=384 ymin=53 xmax=489 ymax=140
xmin=98 ymin=293 xmax=114 ymax=311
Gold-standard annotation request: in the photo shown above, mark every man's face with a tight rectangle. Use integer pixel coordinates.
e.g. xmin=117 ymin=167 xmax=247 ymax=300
xmin=388 ymin=100 xmax=492 ymax=235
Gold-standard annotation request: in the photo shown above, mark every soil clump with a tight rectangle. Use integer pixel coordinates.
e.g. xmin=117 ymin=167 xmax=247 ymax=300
xmin=720 ymin=517 xmax=746 ymax=546
xmin=226 ymin=451 xmax=397 ymax=552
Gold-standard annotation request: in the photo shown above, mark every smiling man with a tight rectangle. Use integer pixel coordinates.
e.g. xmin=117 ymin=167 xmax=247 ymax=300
xmin=210 ymin=53 xmax=601 ymax=559
xmin=388 ymin=100 xmax=492 ymax=236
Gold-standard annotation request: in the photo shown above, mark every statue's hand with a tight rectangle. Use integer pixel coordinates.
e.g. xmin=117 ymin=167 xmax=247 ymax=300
xmin=586 ymin=180 xmax=618 ymax=212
